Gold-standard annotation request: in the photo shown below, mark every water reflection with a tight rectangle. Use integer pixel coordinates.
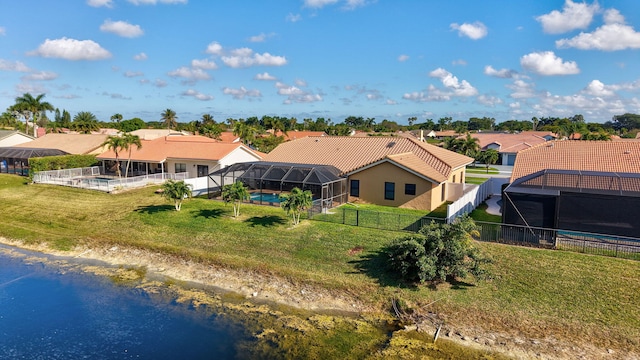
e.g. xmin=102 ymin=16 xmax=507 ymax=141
xmin=0 ymin=249 xmax=249 ymax=359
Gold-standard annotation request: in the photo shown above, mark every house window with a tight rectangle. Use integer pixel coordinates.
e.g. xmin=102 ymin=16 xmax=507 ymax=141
xmin=350 ymin=179 xmax=360 ymax=197
xmin=385 ymin=182 xmax=395 ymax=200
xmin=453 ymin=175 xmax=456 ymax=183
xmin=175 ymin=163 xmax=186 ymax=173
xmin=405 ymin=183 xmax=416 ymax=196
xmin=197 ymin=165 xmax=209 ymax=177
xmin=441 ymin=183 xmax=446 ymax=202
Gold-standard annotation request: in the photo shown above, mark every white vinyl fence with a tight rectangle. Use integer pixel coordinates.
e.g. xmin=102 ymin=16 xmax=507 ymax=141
xmin=33 ymin=166 xmax=188 ymax=192
xmin=446 ymin=177 xmax=509 ymax=223
xmin=184 ymin=176 xmax=209 ymax=196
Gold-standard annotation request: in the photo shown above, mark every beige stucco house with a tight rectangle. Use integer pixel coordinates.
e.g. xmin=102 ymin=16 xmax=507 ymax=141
xmin=264 ymin=136 xmax=473 ymax=211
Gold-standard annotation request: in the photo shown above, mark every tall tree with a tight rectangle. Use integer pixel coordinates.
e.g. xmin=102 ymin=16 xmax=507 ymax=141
xmin=161 ymin=109 xmax=178 ymax=130
xmin=161 ymin=180 xmax=192 ymax=211
xmin=10 ymin=93 xmax=54 ymax=136
xmin=122 ymin=133 xmax=142 ymax=177
xmin=111 ymin=113 xmax=123 ymax=124
xmin=480 ymin=149 xmax=499 ymax=173
xmin=102 ymin=135 xmax=128 ymax=177
xmin=201 ymin=113 xmax=215 ymax=125
xmin=279 ymin=187 xmax=313 ymax=225
xmin=221 ymin=181 xmax=249 ymax=218
xmin=72 ymin=111 xmax=100 ymax=134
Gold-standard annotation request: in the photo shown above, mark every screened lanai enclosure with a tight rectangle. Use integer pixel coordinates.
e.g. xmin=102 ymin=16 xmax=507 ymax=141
xmin=503 ymin=169 xmax=640 ymax=238
xmin=0 ymin=147 xmax=68 ymax=176
xmin=208 ymin=161 xmax=347 ymax=209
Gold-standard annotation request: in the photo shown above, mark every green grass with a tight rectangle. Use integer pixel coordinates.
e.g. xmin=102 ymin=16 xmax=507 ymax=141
xmin=470 ymin=203 xmax=502 ymax=222
xmin=465 ymin=176 xmax=488 ymax=185
xmin=466 ymin=167 xmax=499 ymax=175
xmin=1 ymin=174 xmax=639 ymax=353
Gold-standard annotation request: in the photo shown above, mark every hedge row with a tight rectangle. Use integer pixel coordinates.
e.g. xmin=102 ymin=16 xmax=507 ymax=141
xmin=29 ymin=154 xmax=99 ymax=174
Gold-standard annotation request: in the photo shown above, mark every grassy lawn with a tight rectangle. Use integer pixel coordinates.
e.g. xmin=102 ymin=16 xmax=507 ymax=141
xmin=470 ymin=203 xmax=502 ymax=222
xmin=465 ymin=176 xmax=487 ymax=185
xmin=1 ymin=174 xmax=639 ymax=353
xmin=467 ymin=165 xmax=499 ymax=175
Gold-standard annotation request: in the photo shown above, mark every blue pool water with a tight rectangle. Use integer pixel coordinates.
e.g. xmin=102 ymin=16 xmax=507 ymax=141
xmin=250 ymin=192 xmax=282 ymax=203
xmin=0 ymin=248 xmax=250 ymax=359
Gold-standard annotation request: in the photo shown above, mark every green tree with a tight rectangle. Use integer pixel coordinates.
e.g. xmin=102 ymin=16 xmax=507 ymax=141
xmin=72 ymin=111 xmax=100 ymax=133
xmin=385 ymin=216 xmax=490 ymax=284
xmin=201 ymin=113 xmax=215 ymax=125
xmin=459 ymin=133 xmax=480 ymax=157
xmin=120 ymin=118 xmax=145 ymax=132
xmin=101 ymin=135 xmax=128 ymax=177
xmin=122 ymin=133 xmax=142 ymax=177
xmin=221 ymin=181 xmax=249 ymax=218
xmin=480 ymin=149 xmax=499 ymax=173
xmin=279 ymin=187 xmax=313 ymax=225
xmin=111 ymin=113 xmax=123 ymax=124
xmin=161 ymin=180 xmax=192 ymax=211
xmin=10 ymin=93 xmax=54 ymax=136
xmin=161 ymin=109 xmax=178 ymax=130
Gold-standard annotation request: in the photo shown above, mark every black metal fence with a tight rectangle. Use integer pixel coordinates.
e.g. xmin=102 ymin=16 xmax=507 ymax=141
xmin=308 ymin=206 xmax=640 ymax=261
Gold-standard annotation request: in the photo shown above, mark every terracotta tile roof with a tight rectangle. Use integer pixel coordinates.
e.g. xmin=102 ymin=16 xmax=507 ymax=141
xmin=270 ymin=130 xmax=326 ymax=141
xmin=464 ymin=131 xmax=554 ymax=153
xmin=14 ymin=133 xmax=109 ymax=154
xmin=217 ymin=131 xmax=240 ymax=143
xmin=385 ymin=153 xmax=448 ymax=183
xmin=130 ymin=129 xmax=188 ymax=140
xmin=263 ymin=136 xmax=473 ymax=182
xmin=97 ymin=135 xmax=262 ymax=162
xmin=511 ymin=140 xmax=640 ymax=182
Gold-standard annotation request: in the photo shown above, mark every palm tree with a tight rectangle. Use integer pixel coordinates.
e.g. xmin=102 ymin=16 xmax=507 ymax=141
xmin=233 ymin=121 xmax=259 ymax=146
xmin=72 ymin=111 xmax=100 ymax=134
xmin=459 ymin=133 xmax=480 ymax=157
xmin=480 ymin=149 xmax=499 ymax=173
xmin=201 ymin=113 xmax=215 ymax=125
xmin=122 ymin=133 xmax=142 ymax=177
xmin=221 ymin=181 xmax=249 ymax=218
xmin=161 ymin=180 xmax=192 ymax=211
xmin=161 ymin=109 xmax=178 ymax=130
xmin=10 ymin=93 xmax=54 ymax=136
xmin=102 ymin=135 xmax=128 ymax=177
xmin=279 ymin=187 xmax=313 ymax=225
xmin=111 ymin=113 xmax=123 ymax=124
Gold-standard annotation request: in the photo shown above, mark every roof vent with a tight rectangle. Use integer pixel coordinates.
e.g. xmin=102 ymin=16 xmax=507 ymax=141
xmin=386 ymin=141 xmax=396 ymax=148
xmin=624 ymin=150 xmax=631 ymax=154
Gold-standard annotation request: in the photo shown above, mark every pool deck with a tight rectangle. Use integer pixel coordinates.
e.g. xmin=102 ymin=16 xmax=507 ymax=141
xmin=485 ymin=195 xmax=502 ymax=216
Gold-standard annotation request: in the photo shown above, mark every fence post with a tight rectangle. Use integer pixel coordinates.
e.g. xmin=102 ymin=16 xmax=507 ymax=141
xmin=356 ymin=210 xmax=359 ymax=227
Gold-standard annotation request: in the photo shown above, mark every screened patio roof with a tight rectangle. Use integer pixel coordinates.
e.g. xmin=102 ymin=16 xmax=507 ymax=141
xmin=209 ymin=161 xmax=344 ymax=186
xmin=0 ymin=147 xmax=68 ymax=159
xmin=506 ymin=169 xmax=640 ymax=197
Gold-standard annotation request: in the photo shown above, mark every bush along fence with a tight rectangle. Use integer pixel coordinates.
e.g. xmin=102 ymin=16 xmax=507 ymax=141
xmin=308 ymin=206 xmax=640 ymax=261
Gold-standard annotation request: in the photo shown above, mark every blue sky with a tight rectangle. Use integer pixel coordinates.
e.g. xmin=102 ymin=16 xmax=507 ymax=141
xmin=1 ymin=0 xmax=640 ymax=125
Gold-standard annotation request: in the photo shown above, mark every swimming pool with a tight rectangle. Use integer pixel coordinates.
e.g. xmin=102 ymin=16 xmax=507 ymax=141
xmin=250 ymin=192 xmax=282 ymax=203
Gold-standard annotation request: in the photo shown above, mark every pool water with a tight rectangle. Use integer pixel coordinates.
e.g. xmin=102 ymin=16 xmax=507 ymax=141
xmin=250 ymin=192 xmax=282 ymax=203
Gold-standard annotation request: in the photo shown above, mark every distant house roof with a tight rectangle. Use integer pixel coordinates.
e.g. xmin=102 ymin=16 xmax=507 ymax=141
xmin=270 ymin=130 xmax=326 ymax=141
xmin=97 ymin=135 xmax=262 ymax=163
xmin=0 ymin=130 xmax=35 ymax=145
xmin=216 ymin=131 xmax=241 ymax=143
xmin=510 ymin=140 xmax=640 ymax=182
xmin=129 ymin=129 xmax=189 ymax=140
xmin=13 ymin=133 xmax=109 ymax=155
xmin=463 ymin=131 xmax=555 ymax=154
xmin=263 ymin=136 xmax=473 ymax=183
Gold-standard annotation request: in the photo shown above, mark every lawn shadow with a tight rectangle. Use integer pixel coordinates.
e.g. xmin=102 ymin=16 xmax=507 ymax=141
xmin=348 ymin=249 xmax=417 ymax=290
xmin=245 ymin=215 xmax=287 ymax=227
xmin=134 ymin=204 xmax=175 ymax=214
xmin=449 ymin=278 xmax=476 ymax=290
xmin=194 ymin=208 xmax=226 ymax=219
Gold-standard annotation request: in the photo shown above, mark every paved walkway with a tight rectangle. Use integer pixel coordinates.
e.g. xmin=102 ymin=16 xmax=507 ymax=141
xmin=485 ymin=195 xmax=502 ymax=215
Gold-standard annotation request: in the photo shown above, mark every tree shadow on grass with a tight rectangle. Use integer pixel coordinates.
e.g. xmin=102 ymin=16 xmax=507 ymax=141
xmin=348 ymin=249 xmax=418 ymax=290
xmin=134 ymin=204 xmax=175 ymax=214
xmin=193 ymin=208 xmax=226 ymax=219
xmin=245 ymin=215 xmax=287 ymax=227
xmin=448 ymin=278 xmax=475 ymax=290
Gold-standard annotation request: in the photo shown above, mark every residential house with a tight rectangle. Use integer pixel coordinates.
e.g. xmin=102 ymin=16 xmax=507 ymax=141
xmin=503 ymin=140 xmax=640 ymax=237
xmin=262 ymin=136 xmax=473 ymax=211
xmin=464 ymin=131 xmax=556 ymax=165
xmin=96 ymin=134 xmax=263 ymax=178
xmin=0 ymin=130 xmax=34 ymax=147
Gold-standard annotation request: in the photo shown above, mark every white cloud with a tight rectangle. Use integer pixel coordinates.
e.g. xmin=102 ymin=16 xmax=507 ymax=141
xmin=397 ymin=54 xmax=409 ymax=62
xmin=536 ymin=0 xmax=599 ymax=34
xmin=22 ymin=71 xmax=58 ymax=81
xmin=222 ymin=86 xmax=262 ymax=100
xmin=0 ymin=59 xmax=31 ymax=72
xmin=254 ymin=72 xmax=277 ymax=81
xmin=191 ymin=58 xmax=218 ymax=70
xmin=520 ymin=51 xmax=579 ymax=76
xmin=127 ymin=0 xmax=187 ymax=5
xmin=450 ymin=22 xmax=488 ymax=40
xmin=249 ymin=33 xmax=274 ymax=43
xmin=167 ymin=67 xmax=211 ymax=82
xmin=286 ymin=13 xmax=302 ymax=22
xmin=452 ymin=59 xmax=467 ymax=66
xmin=0 ymin=27 xmax=6 ymax=36
xmin=182 ymin=89 xmax=213 ymax=101
xmin=343 ymin=0 xmax=368 ymax=10
xmin=304 ymin=0 xmax=338 ymax=8
xmin=124 ymin=71 xmax=144 ymax=77
xmin=275 ymin=81 xmax=322 ymax=104
xmin=582 ymin=80 xmax=616 ymax=97
xmin=28 ymin=37 xmax=111 ymax=60
xmin=295 ymin=79 xmax=307 ymax=87
xmin=205 ymin=42 xmax=223 ymax=55
xmin=506 ymin=79 xmax=538 ymax=99
xmin=87 ymin=0 xmax=113 ymax=7
xmin=16 ymin=83 xmax=47 ymax=94
xmin=154 ymin=79 xmax=167 ymax=87
xmin=222 ymin=51 xmax=287 ymax=68
xmin=555 ymin=20 xmax=640 ymax=51
xmin=100 ymin=20 xmax=144 ymax=38
xmin=428 ymin=68 xmax=478 ymax=96
xmin=477 ymin=94 xmax=503 ymax=107
xmin=102 ymin=92 xmax=132 ymax=100
xmin=385 ymin=99 xmax=397 ymax=105
xmin=484 ymin=65 xmax=517 ymax=78
xmin=133 ymin=52 xmax=148 ymax=60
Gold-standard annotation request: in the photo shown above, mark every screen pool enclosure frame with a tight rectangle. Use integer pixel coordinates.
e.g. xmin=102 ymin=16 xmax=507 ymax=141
xmin=208 ymin=161 xmax=348 ymax=208
xmin=503 ymin=169 xmax=640 ymax=238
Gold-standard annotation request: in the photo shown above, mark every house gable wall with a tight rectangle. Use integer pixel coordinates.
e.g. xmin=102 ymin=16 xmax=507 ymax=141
xmin=348 ymin=161 xmax=437 ymax=210
xmin=0 ymin=133 xmax=34 ymax=147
